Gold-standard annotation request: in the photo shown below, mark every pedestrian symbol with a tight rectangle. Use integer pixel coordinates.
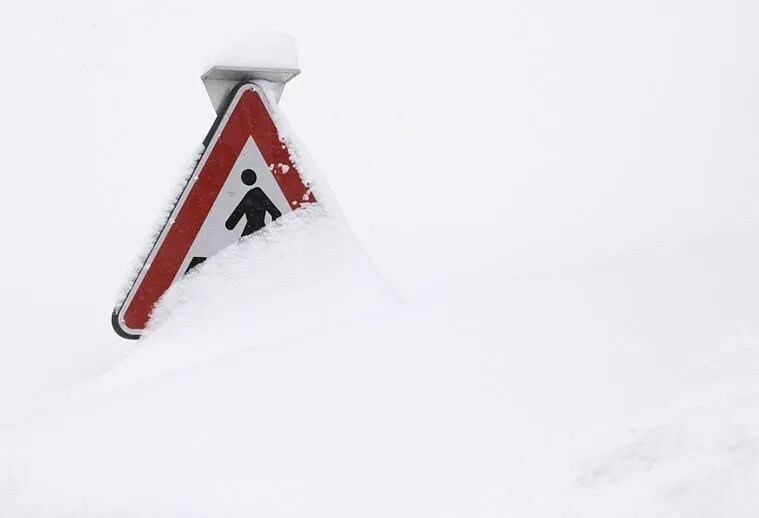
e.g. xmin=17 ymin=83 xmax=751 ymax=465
xmin=225 ymin=169 xmax=282 ymax=236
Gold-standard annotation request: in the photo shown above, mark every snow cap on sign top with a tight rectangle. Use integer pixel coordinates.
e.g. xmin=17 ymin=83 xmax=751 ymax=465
xmin=206 ymin=30 xmax=299 ymax=70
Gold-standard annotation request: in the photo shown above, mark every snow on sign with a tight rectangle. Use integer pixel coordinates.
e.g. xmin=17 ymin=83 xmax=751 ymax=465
xmin=112 ymin=82 xmax=315 ymax=339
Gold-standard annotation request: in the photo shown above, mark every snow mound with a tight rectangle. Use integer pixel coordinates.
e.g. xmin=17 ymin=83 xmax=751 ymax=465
xmin=1 ymin=236 xmax=759 ymax=517
xmin=152 ymin=204 xmax=390 ymax=339
xmin=99 ymin=203 xmax=395 ymax=389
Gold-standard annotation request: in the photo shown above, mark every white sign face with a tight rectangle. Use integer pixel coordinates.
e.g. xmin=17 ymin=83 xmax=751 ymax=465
xmin=180 ymin=136 xmax=295 ymax=276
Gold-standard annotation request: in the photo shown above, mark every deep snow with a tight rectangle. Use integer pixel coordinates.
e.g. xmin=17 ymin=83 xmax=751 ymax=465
xmin=2 ymin=0 xmax=759 ymax=516
xmin=2 ymin=227 xmax=759 ymax=517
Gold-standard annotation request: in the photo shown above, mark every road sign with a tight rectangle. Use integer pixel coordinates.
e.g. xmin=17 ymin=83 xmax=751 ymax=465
xmin=112 ymin=82 xmax=315 ymax=339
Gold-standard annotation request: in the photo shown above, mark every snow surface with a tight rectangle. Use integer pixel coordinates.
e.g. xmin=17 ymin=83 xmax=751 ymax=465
xmin=2 ymin=230 xmax=759 ymax=517
xmin=2 ymin=0 xmax=759 ymax=516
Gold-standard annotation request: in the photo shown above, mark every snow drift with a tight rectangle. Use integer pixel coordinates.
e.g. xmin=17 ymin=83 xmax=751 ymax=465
xmin=2 ymin=228 xmax=759 ymax=518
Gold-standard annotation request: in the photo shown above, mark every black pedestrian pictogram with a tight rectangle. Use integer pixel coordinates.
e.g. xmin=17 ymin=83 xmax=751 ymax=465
xmin=225 ymin=169 xmax=282 ymax=237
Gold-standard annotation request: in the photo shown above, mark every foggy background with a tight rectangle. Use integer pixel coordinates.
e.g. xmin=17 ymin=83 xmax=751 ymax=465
xmin=0 ymin=3 xmax=758 ymax=509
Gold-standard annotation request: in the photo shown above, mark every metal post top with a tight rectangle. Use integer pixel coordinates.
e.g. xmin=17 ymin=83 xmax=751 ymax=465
xmin=201 ymin=66 xmax=300 ymax=84
xmin=201 ymin=66 xmax=301 ymax=114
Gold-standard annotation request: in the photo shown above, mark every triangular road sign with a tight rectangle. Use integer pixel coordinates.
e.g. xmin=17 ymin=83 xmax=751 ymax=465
xmin=113 ymin=82 xmax=315 ymax=339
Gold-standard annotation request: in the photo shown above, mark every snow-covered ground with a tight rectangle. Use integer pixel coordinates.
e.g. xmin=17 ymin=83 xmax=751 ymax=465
xmin=2 ymin=226 xmax=759 ymax=517
xmin=1 ymin=0 xmax=759 ymax=516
